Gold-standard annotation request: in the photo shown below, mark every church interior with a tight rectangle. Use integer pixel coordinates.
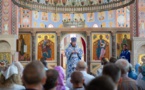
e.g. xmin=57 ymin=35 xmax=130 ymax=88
xmin=0 ymin=0 xmax=145 ymax=76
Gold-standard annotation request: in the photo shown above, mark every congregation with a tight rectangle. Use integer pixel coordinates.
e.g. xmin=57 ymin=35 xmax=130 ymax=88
xmin=0 ymin=57 xmax=145 ymax=90
xmin=0 ymin=0 xmax=144 ymax=90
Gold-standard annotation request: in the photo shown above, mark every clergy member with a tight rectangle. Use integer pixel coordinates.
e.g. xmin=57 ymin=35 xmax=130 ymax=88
xmin=65 ymin=37 xmax=83 ymax=78
xmin=120 ymin=44 xmax=130 ymax=63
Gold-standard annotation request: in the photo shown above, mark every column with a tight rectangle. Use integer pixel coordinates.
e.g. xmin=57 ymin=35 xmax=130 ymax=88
xmin=111 ymin=31 xmax=116 ymax=57
xmin=31 ymin=31 xmax=36 ymax=61
xmin=0 ymin=0 xmax=2 ymax=34
xmin=11 ymin=50 xmax=15 ymax=63
xmin=86 ymin=31 xmax=91 ymax=73
xmin=56 ymin=31 xmax=61 ymax=65
xmin=130 ymin=0 xmax=138 ymax=37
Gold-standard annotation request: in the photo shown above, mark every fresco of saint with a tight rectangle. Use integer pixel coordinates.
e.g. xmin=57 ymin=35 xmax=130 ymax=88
xmin=51 ymin=13 xmax=60 ymax=22
xmin=87 ymin=13 xmax=94 ymax=22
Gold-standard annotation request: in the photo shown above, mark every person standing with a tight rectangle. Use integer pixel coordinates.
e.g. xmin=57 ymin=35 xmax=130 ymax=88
xmin=115 ymin=59 xmax=139 ymax=90
xmin=66 ymin=61 xmax=94 ymax=90
xmin=23 ymin=61 xmax=46 ymax=90
xmin=120 ymin=44 xmax=131 ymax=63
xmin=54 ymin=66 xmax=69 ymax=90
xmin=70 ymin=71 xmax=85 ymax=90
xmin=136 ymin=65 xmax=145 ymax=90
xmin=65 ymin=37 xmax=83 ymax=78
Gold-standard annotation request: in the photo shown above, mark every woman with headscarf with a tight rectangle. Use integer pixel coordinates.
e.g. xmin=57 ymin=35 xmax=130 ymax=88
xmin=135 ymin=63 xmax=140 ymax=74
xmin=136 ymin=66 xmax=143 ymax=81
xmin=40 ymin=57 xmax=48 ymax=71
xmin=128 ymin=64 xmax=137 ymax=80
xmin=54 ymin=66 xmax=69 ymax=90
xmin=0 ymin=64 xmax=25 ymax=90
xmin=136 ymin=65 xmax=145 ymax=89
xmin=14 ymin=61 xmax=24 ymax=77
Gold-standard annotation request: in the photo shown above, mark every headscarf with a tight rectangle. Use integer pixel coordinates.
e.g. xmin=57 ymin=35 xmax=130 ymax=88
xmin=14 ymin=61 xmax=24 ymax=77
xmin=2 ymin=64 xmax=18 ymax=79
xmin=135 ymin=63 xmax=140 ymax=74
xmin=54 ymin=66 xmax=65 ymax=90
xmin=141 ymin=64 xmax=145 ymax=81
xmin=128 ymin=64 xmax=137 ymax=80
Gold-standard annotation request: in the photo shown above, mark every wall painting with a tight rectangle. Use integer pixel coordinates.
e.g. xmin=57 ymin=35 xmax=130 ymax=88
xmin=74 ymin=13 xmax=84 ymax=20
xmin=33 ymin=11 xmax=39 ymax=20
xmin=87 ymin=13 xmax=95 ymax=22
xmin=108 ymin=11 xmax=114 ymax=20
xmin=41 ymin=12 xmax=48 ymax=21
xmin=63 ymin=14 xmax=71 ymax=20
xmin=138 ymin=0 xmax=145 ymax=37
xmin=51 ymin=13 xmax=60 ymax=22
xmin=98 ymin=12 xmax=105 ymax=21
xmin=0 ymin=52 xmax=11 ymax=67
xmin=20 ymin=8 xmax=32 ymax=28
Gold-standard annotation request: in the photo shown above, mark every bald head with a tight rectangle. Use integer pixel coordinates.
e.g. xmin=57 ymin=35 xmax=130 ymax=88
xmin=115 ymin=59 xmax=130 ymax=75
xmin=76 ymin=61 xmax=87 ymax=71
xmin=23 ymin=61 xmax=46 ymax=85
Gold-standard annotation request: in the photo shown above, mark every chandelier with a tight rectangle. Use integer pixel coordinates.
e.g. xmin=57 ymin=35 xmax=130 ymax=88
xmin=12 ymin=0 xmax=135 ymax=13
xmin=63 ymin=18 xmax=85 ymax=27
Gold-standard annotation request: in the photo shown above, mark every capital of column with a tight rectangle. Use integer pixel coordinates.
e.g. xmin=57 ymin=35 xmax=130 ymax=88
xmin=31 ymin=31 xmax=36 ymax=36
xmin=56 ymin=31 xmax=61 ymax=36
xmin=111 ymin=31 xmax=116 ymax=37
xmin=86 ymin=31 xmax=91 ymax=36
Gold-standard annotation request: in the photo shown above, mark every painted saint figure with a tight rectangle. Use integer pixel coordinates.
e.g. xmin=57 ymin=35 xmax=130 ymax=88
xmin=120 ymin=44 xmax=131 ymax=63
xmin=121 ymin=35 xmax=129 ymax=49
xmin=18 ymin=35 xmax=26 ymax=56
xmin=96 ymin=35 xmax=106 ymax=60
xmin=42 ymin=36 xmax=51 ymax=59
xmin=0 ymin=54 xmax=8 ymax=67
xmin=65 ymin=37 xmax=83 ymax=78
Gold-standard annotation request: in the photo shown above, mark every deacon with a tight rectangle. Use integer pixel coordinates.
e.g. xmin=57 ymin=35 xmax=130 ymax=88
xmin=65 ymin=37 xmax=83 ymax=78
xmin=120 ymin=44 xmax=131 ymax=63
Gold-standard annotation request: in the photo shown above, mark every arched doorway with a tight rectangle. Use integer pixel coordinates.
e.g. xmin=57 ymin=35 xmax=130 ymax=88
xmin=60 ymin=33 xmax=86 ymax=69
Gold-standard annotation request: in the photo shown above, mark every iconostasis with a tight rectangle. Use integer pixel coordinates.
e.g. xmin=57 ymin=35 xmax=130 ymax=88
xmin=18 ymin=6 xmax=131 ymax=71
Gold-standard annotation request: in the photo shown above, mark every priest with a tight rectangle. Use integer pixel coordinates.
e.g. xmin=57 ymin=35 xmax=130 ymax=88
xmin=65 ymin=37 xmax=83 ymax=78
xmin=120 ymin=44 xmax=131 ymax=63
